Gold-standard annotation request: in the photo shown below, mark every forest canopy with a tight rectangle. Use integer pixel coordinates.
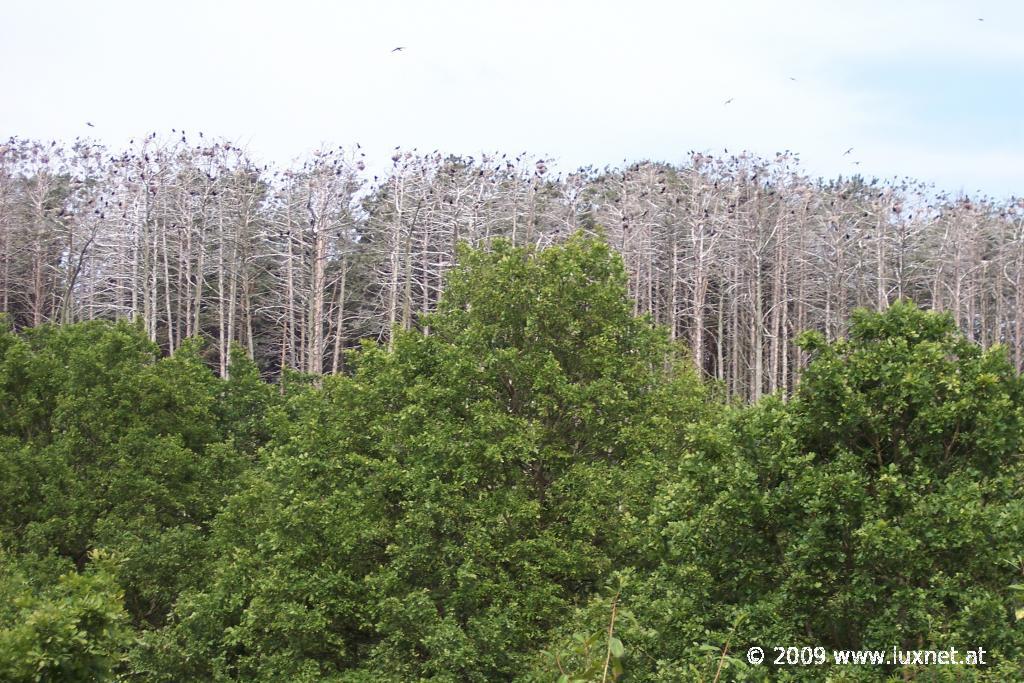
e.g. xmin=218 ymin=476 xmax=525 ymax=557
xmin=0 ymin=235 xmax=1021 ymax=681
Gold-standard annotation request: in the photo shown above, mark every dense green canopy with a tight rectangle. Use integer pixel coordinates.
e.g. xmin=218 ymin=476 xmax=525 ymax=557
xmin=0 ymin=237 xmax=1021 ymax=681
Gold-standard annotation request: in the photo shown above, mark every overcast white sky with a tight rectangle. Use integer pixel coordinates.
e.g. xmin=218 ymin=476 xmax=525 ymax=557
xmin=2 ymin=0 xmax=1021 ymax=196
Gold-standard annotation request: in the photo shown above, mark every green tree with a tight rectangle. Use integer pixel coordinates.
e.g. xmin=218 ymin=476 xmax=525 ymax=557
xmin=150 ymin=235 xmax=710 ymax=681
xmin=643 ymin=302 xmax=1024 ymax=679
xmin=0 ymin=321 xmax=269 ymax=630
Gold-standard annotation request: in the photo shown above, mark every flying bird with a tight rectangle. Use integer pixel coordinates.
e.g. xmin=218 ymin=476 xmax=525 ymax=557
xmin=391 ymin=46 xmax=406 ymax=52
xmin=723 ymin=98 xmax=734 ymax=105
xmin=843 ymin=147 xmax=853 ymax=155
xmin=788 ymin=76 xmax=797 ymax=81
xmin=86 ymin=122 xmax=95 ymax=127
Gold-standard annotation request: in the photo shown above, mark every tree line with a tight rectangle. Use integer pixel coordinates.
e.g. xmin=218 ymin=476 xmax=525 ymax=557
xmin=1 ymin=135 xmax=1023 ymax=400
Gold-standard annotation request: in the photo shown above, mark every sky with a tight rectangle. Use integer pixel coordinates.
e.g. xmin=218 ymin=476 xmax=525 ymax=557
xmin=2 ymin=0 xmax=1022 ymax=197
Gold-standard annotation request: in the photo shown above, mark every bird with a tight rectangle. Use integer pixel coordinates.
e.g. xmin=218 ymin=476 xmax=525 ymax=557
xmin=723 ymin=98 xmax=734 ymax=105
xmin=843 ymin=147 xmax=853 ymax=155
xmin=86 ymin=122 xmax=95 ymax=127
xmin=391 ymin=46 xmax=405 ymax=52
xmin=788 ymin=76 xmax=797 ymax=81
xmin=977 ymin=17 xmax=984 ymax=21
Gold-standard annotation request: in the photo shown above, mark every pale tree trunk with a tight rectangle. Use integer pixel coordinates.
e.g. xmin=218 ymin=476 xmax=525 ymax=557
xmin=331 ymin=257 xmax=347 ymax=373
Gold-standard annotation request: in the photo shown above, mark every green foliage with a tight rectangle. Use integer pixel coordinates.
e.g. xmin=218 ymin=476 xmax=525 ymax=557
xmin=0 ymin=320 xmax=273 ymax=635
xmin=147 ymin=235 xmax=710 ymax=681
xmin=531 ymin=573 xmax=632 ymax=683
xmin=643 ymin=302 xmax=1024 ymax=679
xmin=2 ymin=246 xmax=1021 ymax=681
xmin=0 ymin=548 xmax=130 ymax=682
